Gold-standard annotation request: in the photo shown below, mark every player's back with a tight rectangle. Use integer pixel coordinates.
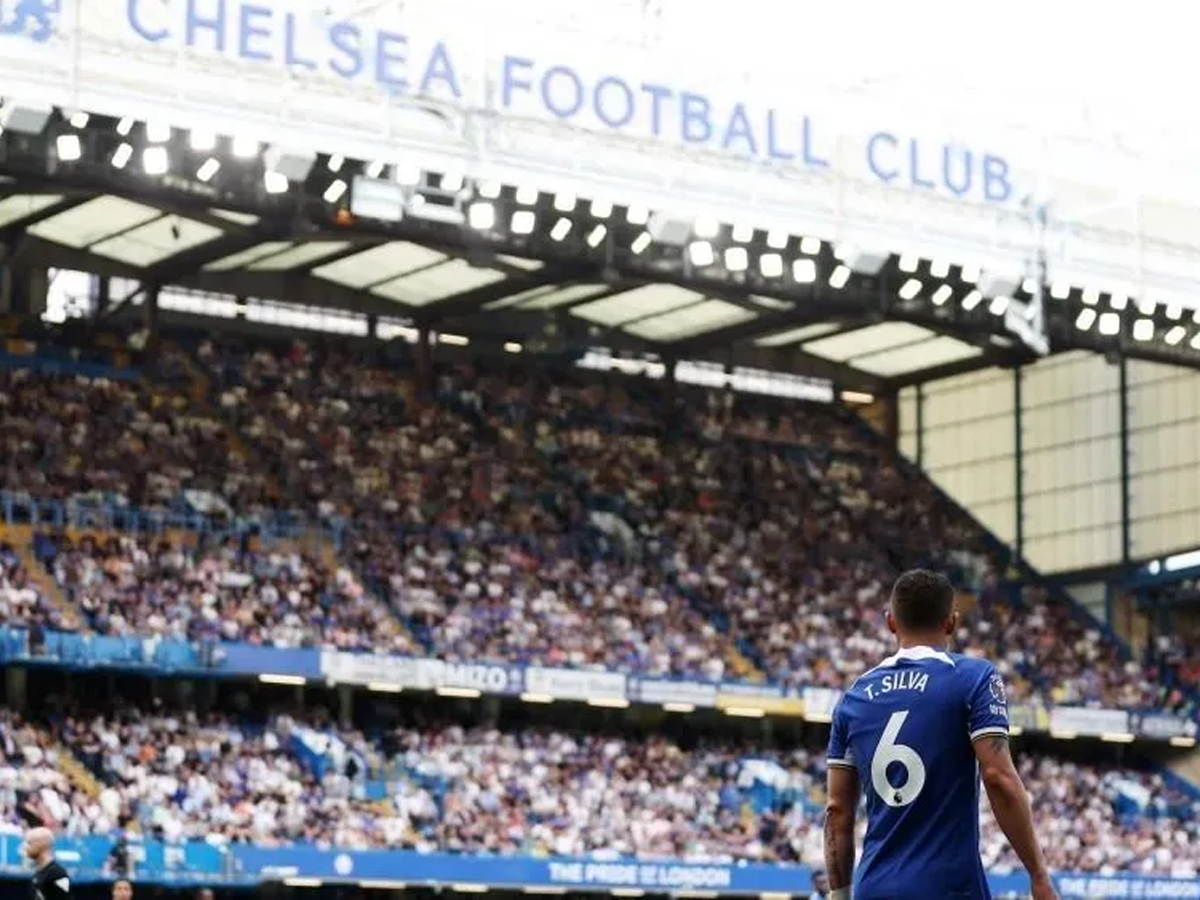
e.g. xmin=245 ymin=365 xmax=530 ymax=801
xmin=827 ymin=646 xmax=1008 ymax=900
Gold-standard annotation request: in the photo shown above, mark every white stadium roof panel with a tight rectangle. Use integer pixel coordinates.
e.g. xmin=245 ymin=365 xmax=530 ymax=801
xmin=372 ymin=259 xmax=507 ymax=306
xmin=802 ymin=321 xmax=933 ymax=362
xmin=852 ymin=335 xmax=982 ymax=376
xmin=28 ymin=196 xmax=161 ymax=249
xmin=0 ymin=194 xmax=62 ymax=228
xmin=208 ymin=209 xmax=260 ymax=226
xmin=572 ymin=284 xmax=703 ymax=327
xmin=90 ymin=216 xmax=224 ymax=266
xmin=248 ymin=242 xmax=353 ymax=271
xmin=314 ymin=242 xmax=447 ymax=289
xmin=204 ymin=242 xmax=294 ymax=271
xmin=754 ymin=321 xmax=843 ymax=348
xmin=521 ymin=283 xmax=611 ymax=310
xmin=625 ymin=298 xmax=757 ymax=341
xmin=494 ymin=254 xmax=545 ymax=271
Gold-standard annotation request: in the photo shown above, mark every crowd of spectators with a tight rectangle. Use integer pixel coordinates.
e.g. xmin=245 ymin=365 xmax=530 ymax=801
xmin=981 ymin=754 xmax=1200 ymax=878
xmin=0 ymin=363 xmax=271 ymax=516
xmin=39 ymin=533 xmax=416 ymax=653
xmin=9 ymin=707 xmax=1200 ymax=876
xmin=0 ymin=339 xmax=1187 ymax=713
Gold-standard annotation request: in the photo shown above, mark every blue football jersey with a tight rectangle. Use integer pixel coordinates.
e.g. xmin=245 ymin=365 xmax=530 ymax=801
xmin=826 ymin=646 xmax=1009 ymax=900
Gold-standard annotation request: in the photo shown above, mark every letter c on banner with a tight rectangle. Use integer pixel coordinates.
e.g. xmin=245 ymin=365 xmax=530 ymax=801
xmin=541 ymin=64 xmax=585 ymax=119
xmin=128 ymin=0 xmax=170 ymax=42
xmin=867 ymin=131 xmax=899 ymax=183
xmin=593 ymin=75 xmax=635 ymax=129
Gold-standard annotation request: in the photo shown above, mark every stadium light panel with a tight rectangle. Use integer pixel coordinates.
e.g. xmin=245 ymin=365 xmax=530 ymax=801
xmin=694 ymin=216 xmax=720 ymax=239
xmin=69 ymin=111 xmax=89 ymax=129
xmin=396 ymin=163 xmax=422 ymax=186
xmin=365 ymin=160 xmax=386 ymax=179
xmin=1137 ymin=297 xmax=1156 ymax=316
xmin=515 ymin=185 xmax=539 ymax=205
xmin=196 ymin=157 xmax=220 ymax=182
xmin=1194 ymin=308 xmax=1200 ymax=325
xmin=504 ymin=342 xmax=523 ymax=353
xmin=1050 ymin=280 xmax=1071 ymax=299
xmin=441 ymin=171 xmax=464 ymax=192
xmin=589 ymin=198 xmax=612 ymax=219
xmin=478 ymin=179 xmax=502 ymax=200
xmin=1021 ymin=277 xmax=1038 ymax=294
xmin=1166 ymin=301 xmax=1183 ymax=320
xmin=829 ymin=264 xmax=850 ymax=289
xmin=626 ymin=204 xmax=650 ymax=225
xmin=631 ymin=231 xmax=652 ymax=254
xmin=961 ymin=289 xmax=983 ymax=310
xmin=1109 ymin=293 xmax=1128 ymax=311
xmin=55 ymin=134 xmax=81 ymax=162
xmin=553 ymin=191 xmax=577 ymax=212
xmin=960 ymin=263 xmax=980 ymax=284
xmin=725 ymin=246 xmax=749 ymax=272
xmin=146 ymin=122 xmax=171 ymax=143
xmin=1192 ymin=332 xmax=1200 ymax=350
xmin=1098 ymin=311 xmax=1120 ymax=335
xmin=550 ymin=217 xmax=572 ymax=241
xmin=898 ymin=253 xmax=919 ymax=273
xmin=688 ymin=241 xmax=715 ymax=266
xmin=800 ymin=236 xmax=821 ymax=255
xmin=766 ymin=229 xmax=788 ymax=250
xmin=264 ymin=170 xmax=289 ymax=194
xmin=327 ymin=153 xmax=345 ymax=173
xmin=111 ymin=142 xmax=133 ymax=170
xmin=439 ymin=333 xmax=470 ymax=346
xmin=231 ymin=136 xmax=258 ymax=159
xmin=1075 ymin=308 xmax=1097 ymax=330
xmin=931 ymin=284 xmax=953 ymax=306
xmin=1165 ymin=325 xmax=1187 ymax=346
xmin=586 ymin=224 xmax=607 ymax=248
xmin=1082 ymin=287 xmax=1100 ymax=306
xmin=116 ymin=116 xmax=134 ymax=136
xmin=190 ymin=129 xmax=216 ymax=152
xmin=792 ymin=258 xmax=817 ymax=283
xmin=323 ymin=179 xmax=347 ymax=203
xmin=988 ymin=295 xmax=1010 ymax=316
xmin=467 ymin=201 xmax=495 ymax=230
xmin=511 ymin=210 xmax=535 ymax=235
xmin=732 ymin=223 xmax=754 ymax=243
xmin=759 ymin=253 xmax=783 ymax=277
xmin=929 ymin=257 xmax=950 ymax=278
xmin=142 ymin=146 xmax=169 ymax=175
xmin=1132 ymin=319 xmax=1154 ymax=342
xmin=899 ymin=278 xmax=921 ymax=300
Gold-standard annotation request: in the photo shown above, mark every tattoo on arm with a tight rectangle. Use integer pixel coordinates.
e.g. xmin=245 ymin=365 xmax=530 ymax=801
xmin=984 ymin=736 xmax=1010 ymax=758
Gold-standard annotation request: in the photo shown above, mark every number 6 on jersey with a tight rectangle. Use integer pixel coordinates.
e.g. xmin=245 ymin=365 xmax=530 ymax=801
xmin=871 ymin=710 xmax=926 ymax=807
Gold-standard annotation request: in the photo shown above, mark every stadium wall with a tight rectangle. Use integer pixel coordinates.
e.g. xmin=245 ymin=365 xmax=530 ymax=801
xmin=900 ymin=353 xmax=1200 ymax=575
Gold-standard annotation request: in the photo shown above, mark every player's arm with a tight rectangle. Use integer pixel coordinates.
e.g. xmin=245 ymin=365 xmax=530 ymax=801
xmin=823 ymin=763 xmax=858 ymax=896
xmin=973 ymin=734 xmax=1055 ymax=898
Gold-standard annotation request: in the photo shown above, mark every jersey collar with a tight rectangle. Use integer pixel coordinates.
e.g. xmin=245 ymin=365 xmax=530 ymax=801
xmin=865 ymin=644 xmax=955 ymax=676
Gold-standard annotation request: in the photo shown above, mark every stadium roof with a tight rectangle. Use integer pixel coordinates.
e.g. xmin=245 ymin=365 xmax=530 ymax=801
xmin=3 ymin=111 xmax=1200 ymax=395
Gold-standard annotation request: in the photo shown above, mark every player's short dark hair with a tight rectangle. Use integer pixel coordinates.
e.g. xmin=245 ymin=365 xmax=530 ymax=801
xmin=889 ymin=569 xmax=954 ymax=631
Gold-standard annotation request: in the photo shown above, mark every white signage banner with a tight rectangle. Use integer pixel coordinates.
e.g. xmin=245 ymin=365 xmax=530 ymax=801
xmin=524 ymin=666 xmax=626 ymax=702
xmin=3 ymin=0 xmax=1200 ymax=300
xmin=1049 ymin=706 xmax=1130 ymax=737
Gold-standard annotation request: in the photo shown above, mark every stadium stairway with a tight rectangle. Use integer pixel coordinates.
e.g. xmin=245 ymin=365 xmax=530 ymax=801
xmin=40 ymin=730 xmax=102 ymax=799
xmin=0 ymin=525 xmax=82 ymax=632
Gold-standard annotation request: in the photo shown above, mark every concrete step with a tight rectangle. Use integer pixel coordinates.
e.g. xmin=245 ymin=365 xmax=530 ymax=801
xmin=1 ymin=524 xmax=82 ymax=631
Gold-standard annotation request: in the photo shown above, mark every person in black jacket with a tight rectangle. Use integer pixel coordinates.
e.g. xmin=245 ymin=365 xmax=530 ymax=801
xmin=23 ymin=827 xmax=71 ymax=900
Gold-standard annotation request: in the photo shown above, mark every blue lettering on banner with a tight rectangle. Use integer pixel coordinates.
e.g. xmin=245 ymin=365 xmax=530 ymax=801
xmin=74 ymin=0 xmax=1024 ymax=203
xmin=8 ymin=836 xmax=1200 ymax=897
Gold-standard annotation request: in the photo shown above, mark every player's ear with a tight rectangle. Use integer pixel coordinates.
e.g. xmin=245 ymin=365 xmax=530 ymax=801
xmin=886 ymin=609 xmax=897 ymax=635
xmin=945 ymin=609 xmax=959 ymax=635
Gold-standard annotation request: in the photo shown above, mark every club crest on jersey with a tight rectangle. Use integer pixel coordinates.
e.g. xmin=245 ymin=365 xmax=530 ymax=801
xmin=988 ymin=672 xmax=1007 ymax=704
